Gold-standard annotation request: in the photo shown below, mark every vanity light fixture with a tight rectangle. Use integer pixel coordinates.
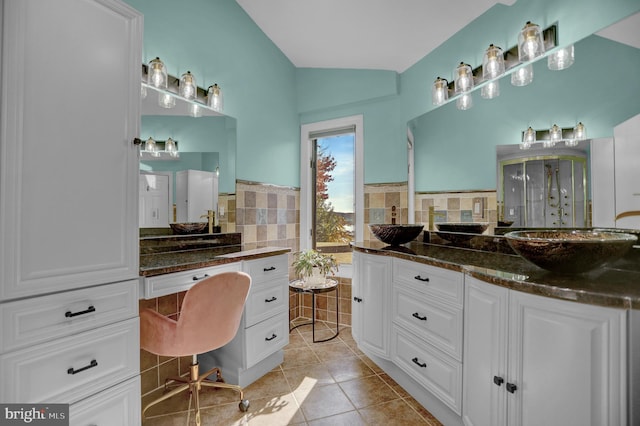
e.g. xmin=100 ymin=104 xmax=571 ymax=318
xmin=546 ymin=124 xmax=563 ymax=147
xmin=565 ymin=122 xmax=586 ymax=146
xmin=481 ymin=80 xmax=500 ymax=99
xmin=165 ymin=137 xmax=178 ymax=157
xmin=457 ymin=93 xmax=473 ymax=110
xmin=511 ymin=64 xmax=534 ymax=87
xmin=179 ymin=71 xmax=197 ymax=100
xmin=520 ymin=127 xmax=536 ymax=149
xmin=548 ymin=44 xmax=575 ymax=70
xmin=454 ymin=62 xmax=474 ymax=94
xmin=431 ymin=77 xmax=449 ymax=106
xmin=144 ymin=137 xmax=159 ymax=157
xmin=518 ymin=21 xmax=545 ymax=62
xmin=482 ymin=44 xmax=505 ymax=79
xmin=148 ymin=57 xmax=168 ymax=89
xmin=207 ymin=84 xmax=223 ymax=112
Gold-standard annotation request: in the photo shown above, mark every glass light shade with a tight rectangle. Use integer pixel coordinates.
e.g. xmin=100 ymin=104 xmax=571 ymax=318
xmin=145 ymin=137 xmax=159 ymax=156
xmin=518 ymin=21 xmax=545 ymax=62
xmin=523 ymin=127 xmax=536 ymax=143
xmin=158 ymin=93 xmax=175 ymax=109
xmin=548 ymin=45 xmax=575 ymax=70
xmin=190 ymin=103 xmax=202 ymax=118
xmin=179 ymin=71 xmax=197 ymax=100
xmin=165 ymin=137 xmax=178 ymax=157
xmin=456 ymin=93 xmax=473 ymax=110
xmin=431 ymin=77 xmax=449 ymax=105
xmin=573 ymin=122 xmax=586 ymax=140
xmin=207 ymin=84 xmax=223 ymax=112
xmin=520 ymin=140 xmax=532 ymax=150
xmin=141 ymin=83 xmax=147 ymax=99
xmin=511 ymin=64 xmax=534 ymax=86
xmin=148 ymin=57 xmax=168 ymax=89
xmin=482 ymin=44 xmax=505 ymax=79
xmin=454 ymin=62 xmax=474 ymax=93
xmin=549 ymin=124 xmax=563 ymax=142
xmin=481 ymin=80 xmax=500 ymax=99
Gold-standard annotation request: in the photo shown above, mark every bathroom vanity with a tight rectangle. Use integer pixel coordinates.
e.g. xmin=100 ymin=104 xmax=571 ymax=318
xmin=352 ymin=240 xmax=640 ymax=426
xmin=139 ymin=233 xmax=290 ymax=388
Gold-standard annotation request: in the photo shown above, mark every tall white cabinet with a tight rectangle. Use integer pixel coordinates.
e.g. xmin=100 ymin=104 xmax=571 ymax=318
xmin=0 ymin=0 xmax=142 ymax=422
xmin=614 ymin=113 xmax=640 ymax=229
xmin=463 ymin=276 xmax=626 ymax=426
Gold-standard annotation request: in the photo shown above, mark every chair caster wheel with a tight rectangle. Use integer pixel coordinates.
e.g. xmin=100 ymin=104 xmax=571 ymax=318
xmin=239 ymin=399 xmax=250 ymax=412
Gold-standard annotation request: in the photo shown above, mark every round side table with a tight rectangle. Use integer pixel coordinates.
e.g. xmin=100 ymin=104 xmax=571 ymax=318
xmin=289 ymin=279 xmax=339 ymax=342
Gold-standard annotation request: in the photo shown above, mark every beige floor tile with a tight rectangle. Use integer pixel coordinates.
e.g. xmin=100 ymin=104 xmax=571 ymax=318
xmin=243 ymin=369 xmax=292 ymax=400
xmin=282 ymin=346 xmax=322 ymax=369
xmin=307 ymin=410 xmax=367 ymax=425
xmin=338 ymin=375 xmax=400 ymax=409
xmin=324 ymin=355 xmax=375 ymax=383
xmin=283 ymin=363 xmax=336 ymax=391
xmin=311 ymin=341 xmax=357 ymax=363
xmin=294 ymin=383 xmax=355 ymax=421
xmin=358 ymin=399 xmax=430 ymax=425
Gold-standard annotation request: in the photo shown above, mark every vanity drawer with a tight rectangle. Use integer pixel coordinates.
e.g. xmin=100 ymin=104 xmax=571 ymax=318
xmin=392 ymin=325 xmax=462 ymax=414
xmin=393 ymin=286 xmax=463 ymax=361
xmin=393 ymin=258 xmax=463 ymax=306
xmin=244 ymin=254 xmax=288 ymax=285
xmin=70 ymin=376 xmax=140 ymax=425
xmin=0 ymin=318 xmax=139 ymax=404
xmin=143 ymin=262 xmax=241 ymax=299
xmin=245 ymin=279 xmax=288 ymax=328
xmin=1 ymin=280 xmax=138 ymax=353
xmin=245 ymin=311 xmax=289 ymax=367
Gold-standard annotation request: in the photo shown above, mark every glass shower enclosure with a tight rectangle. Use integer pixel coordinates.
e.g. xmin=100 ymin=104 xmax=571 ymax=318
xmin=499 ymin=155 xmax=587 ymax=227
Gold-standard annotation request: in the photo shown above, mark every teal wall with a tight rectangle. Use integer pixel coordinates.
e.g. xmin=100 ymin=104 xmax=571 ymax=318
xmin=126 ymin=0 xmax=639 ymax=189
xmin=124 ymin=0 xmax=299 ymax=187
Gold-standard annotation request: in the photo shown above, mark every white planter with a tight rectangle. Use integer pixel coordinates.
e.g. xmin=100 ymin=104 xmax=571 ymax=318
xmin=304 ymin=268 xmax=326 ymax=286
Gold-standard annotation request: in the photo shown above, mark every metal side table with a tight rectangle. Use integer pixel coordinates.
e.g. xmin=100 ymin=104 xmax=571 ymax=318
xmin=289 ymin=279 xmax=339 ymax=342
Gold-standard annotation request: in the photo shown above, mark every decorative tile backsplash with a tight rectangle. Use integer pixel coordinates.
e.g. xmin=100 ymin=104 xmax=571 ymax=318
xmin=415 ymin=190 xmax=498 ymax=233
xmin=364 ymin=183 xmax=409 ymax=242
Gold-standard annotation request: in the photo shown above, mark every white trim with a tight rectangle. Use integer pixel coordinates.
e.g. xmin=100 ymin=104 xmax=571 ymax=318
xmin=407 ymin=126 xmax=415 ymax=224
xmin=300 ymin=115 xmax=364 ymax=251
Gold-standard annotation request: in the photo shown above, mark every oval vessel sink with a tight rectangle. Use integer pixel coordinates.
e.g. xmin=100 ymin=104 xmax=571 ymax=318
xmin=504 ymin=230 xmax=637 ymax=274
xmin=369 ymin=224 xmax=424 ymax=246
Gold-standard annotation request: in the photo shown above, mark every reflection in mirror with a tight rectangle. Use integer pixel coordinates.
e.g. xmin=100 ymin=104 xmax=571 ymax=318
xmin=408 ymin=14 xmax=640 ymax=232
xmin=139 ymin=107 xmax=236 ymax=233
xmin=496 ymin=141 xmax=588 ymax=228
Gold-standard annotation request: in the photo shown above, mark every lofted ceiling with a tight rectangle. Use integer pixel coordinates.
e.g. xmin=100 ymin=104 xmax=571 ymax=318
xmin=235 ymin=0 xmax=516 ymax=73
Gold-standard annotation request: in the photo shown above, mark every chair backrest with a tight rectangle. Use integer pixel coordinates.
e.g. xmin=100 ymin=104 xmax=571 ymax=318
xmin=176 ymin=271 xmax=251 ymax=355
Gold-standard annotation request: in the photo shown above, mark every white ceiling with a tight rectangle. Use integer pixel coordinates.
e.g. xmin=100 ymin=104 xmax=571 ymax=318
xmin=236 ymin=0 xmax=516 ymax=72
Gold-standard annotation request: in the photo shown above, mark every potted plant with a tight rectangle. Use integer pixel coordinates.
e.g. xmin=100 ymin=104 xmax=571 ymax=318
xmin=292 ymin=249 xmax=338 ymax=285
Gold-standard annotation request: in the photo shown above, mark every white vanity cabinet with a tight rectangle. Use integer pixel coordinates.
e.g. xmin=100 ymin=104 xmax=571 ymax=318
xmin=614 ymin=113 xmax=640 ymax=229
xmin=391 ymin=258 xmax=464 ymax=414
xmin=463 ymin=276 xmax=626 ymax=426
xmin=352 ymin=252 xmax=393 ymax=358
xmin=199 ymin=254 xmax=290 ymax=387
xmin=0 ymin=0 xmax=142 ymax=421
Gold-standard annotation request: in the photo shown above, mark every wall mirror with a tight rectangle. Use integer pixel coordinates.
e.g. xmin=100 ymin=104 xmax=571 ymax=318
xmin=407 ymin=11 xmax=640 ymax=232
xmin=139 ymin=86 xmax=237 ymax=229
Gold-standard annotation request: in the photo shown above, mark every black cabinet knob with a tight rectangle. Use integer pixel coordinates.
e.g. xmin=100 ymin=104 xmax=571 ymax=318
xmin=493 ymin=376 xmax=504 ymax=386
xmin=506 ymin=383 xmax=517 ymax=393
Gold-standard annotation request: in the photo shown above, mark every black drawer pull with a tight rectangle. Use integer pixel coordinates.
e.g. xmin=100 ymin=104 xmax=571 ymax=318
xmin=192 ymin=274 xmax=210 ymax=281
xmin=353 ymin=297 xmax=362 ymax=303
xmin=65 ymin=305 xmax=96 ymax=318
xmin=412 ymin=312 xmax=427 ymax=321
xmin=67 ymin=359 xmax=98 ymax=375
xmin=263 ymin=266 xmax=276 ymax=272
xmin=506 ymin=383 xmax=517 ymax=393
xmin=411 ymin=357 xmax=427 ymax=368
xmin=414 ymin=275 xmax=429 ymax=282
xmin=265 ymin=296 xmax=277 ymax=303
xmin=265 ymin=333 xmax=277 ymax=341
xmin=493 ymin=376 xmax=504 ymax=386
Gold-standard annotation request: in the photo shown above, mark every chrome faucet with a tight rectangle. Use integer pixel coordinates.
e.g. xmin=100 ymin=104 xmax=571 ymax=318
xmin=428 ymin=206 xmax=447 ymax=231
xmin=200 ymin=210 xmax=215 ymax=234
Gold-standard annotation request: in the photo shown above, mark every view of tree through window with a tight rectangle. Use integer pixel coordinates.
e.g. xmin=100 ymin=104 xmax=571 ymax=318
xmin=314 ymin=134 xmax=354 ymax=264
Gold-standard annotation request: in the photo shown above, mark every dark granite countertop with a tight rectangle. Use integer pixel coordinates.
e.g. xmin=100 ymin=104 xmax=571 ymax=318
xmin=352 ymin=240 xmax=640 ymax=309
xmin=139 ymin=244 xmax=290 ymax=277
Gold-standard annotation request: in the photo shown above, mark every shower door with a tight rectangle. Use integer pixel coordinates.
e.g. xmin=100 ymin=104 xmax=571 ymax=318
xmin=500 ymin=156 xmax=587 ymax=228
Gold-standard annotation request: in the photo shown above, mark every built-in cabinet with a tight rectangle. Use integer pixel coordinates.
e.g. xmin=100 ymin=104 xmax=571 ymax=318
xmin=352 ymin=252 xmax=392 ymax=358
xmin=463 ymin=276 xmax=626 ymax=426
xmin=149 ymin=254 xmax=290 ymax=388
xmin=0 ymin=0 xmax=142 ymax=421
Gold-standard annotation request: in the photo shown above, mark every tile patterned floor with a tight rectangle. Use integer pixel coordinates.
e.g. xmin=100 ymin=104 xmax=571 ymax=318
xmin=142 ymin=321 xmax=443 ymax=425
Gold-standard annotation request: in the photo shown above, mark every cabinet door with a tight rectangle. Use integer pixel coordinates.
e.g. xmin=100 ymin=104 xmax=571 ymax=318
xmin=139 ymin=173 xmax=171 ymax=227
xmin=508 ymin=291 xmax=626 ymax=426
xmin=357 ymin=253 xmax=392 ymax=359
xmin=462 ymin=276 xmax=508 ymax=426
xmin=614 ymin=113 xmax=640 ymax=228
xmin=0 ymin=0 xmax=142 ymax=300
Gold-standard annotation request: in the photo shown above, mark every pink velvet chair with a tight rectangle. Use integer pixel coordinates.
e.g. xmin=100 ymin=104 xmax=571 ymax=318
xmin=140 ymin=271 xmax=252 ymax=425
